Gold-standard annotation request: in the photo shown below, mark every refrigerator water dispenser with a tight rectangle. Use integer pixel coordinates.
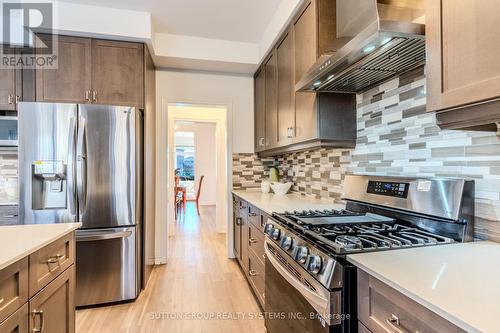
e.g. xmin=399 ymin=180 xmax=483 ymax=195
xmin=32 ymin=160 xmax=67 ymax=209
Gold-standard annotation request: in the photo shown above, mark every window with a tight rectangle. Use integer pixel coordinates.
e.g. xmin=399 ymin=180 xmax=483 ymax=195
xmin=174 ymin=131 xmax=195 ymax=198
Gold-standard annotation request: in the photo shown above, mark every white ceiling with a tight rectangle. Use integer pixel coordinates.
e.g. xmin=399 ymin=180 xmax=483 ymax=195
xmin=58 ymin=0 xmax=282 ymax=43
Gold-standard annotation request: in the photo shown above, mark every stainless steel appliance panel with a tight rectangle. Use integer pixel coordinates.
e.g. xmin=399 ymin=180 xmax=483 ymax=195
xmin=343 ymin=175 xmax=467 ymax=221
xmin=0 ymin=116 xmax=18 ymax=146
xmin=78 ymin=105 xmax=136 ymax=229
xmin=18 ymin=102 xmax=78 ymax=224
xmin=75 ymin=226 xmax=139 ymax=306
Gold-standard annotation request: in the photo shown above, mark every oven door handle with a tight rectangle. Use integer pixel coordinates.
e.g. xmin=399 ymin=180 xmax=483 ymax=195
xmin=264 ymin=242 xmax=329 ymax=313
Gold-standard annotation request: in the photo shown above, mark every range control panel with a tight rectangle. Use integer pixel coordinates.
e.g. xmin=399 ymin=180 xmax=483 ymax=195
xmin=367 ymin=181 xmax=409 ymax=198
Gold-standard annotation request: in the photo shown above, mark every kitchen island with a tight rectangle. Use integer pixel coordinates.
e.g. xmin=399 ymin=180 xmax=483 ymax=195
xmin=0 ymin=222 xmax=80 ymax=332
xmin=348 ymin=241 xmax=500 ymax=333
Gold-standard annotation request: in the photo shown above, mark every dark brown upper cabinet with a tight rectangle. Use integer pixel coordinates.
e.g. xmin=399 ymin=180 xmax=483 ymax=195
xmin=427 ymin=0 xmax=500 ymax=130
xmin=254 ymin=0 xmax=356 ymax=156
xmin=92 ymin=40 xmax=144 ymax=107
xmin=254 ymin=67 xmax=266 ymax=152
xmin=293 ymin=0 xmax=320 ymax=143
xmin=36 ymin=35 xmax=92 ymax=104
xmin=264 ymin=52 xmax=278 ymax=149
xmin=0 ymin=52 xmax=22 ymax=110
xmin=276 ymin=30 xmax=295 ymax=147
xmin=34 ymin=35 xmax=144 ymax=108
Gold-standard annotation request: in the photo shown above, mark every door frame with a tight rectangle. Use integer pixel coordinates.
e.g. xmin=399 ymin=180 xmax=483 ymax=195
xmin=155 ymin=97 xmax=235 ymax=264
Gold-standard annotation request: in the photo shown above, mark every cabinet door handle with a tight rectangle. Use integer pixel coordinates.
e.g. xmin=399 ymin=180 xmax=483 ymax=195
xmin=31 ymin=310 xmax=44 ymax=332
xmin=235 ymin=217 xmax=243 ymax=226
xmin=249 ymin=238 xmax=257 ymax=244
xmin=0 ymin=297 xmax=4 ymax=305
xmin=262 ymin=254 xmax=266 ymax=260
xmin=7 ymin=95 xmax=13 ymax=104
xmin=249 ymin=270 xmax=258 ymax=276
xmin=15 ymin=95 xmax=20 ymax=104
xmin=259 ymin=137 xmax=265 ymax=146
xmin=46 ymin=253 xmax=65 ymax=264
xmin=92 ymin=90 xmax=97 ymax=103
xmin=85 ymin=90 xmax=91 ymax=102
xmin=385 ymin=314 xmax=412 ymax=333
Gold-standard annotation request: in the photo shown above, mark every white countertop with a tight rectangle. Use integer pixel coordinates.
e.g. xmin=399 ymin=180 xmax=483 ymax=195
xmin=232 ymin=189 xmax=345 ymax=214
xmin=348 ymin=241 xmax=500 ymax=333
xmin=0 ymin=223 xmax=81 ymax=270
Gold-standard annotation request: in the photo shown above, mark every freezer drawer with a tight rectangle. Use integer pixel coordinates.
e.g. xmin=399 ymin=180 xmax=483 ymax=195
xmin=75 ymin=226 xmax=139 ymax=306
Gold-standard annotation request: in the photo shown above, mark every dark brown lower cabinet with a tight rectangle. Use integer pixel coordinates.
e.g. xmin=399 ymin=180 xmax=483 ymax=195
xmin=248 ymin=249 xmax=265 ymax=306
xmin=232 ymin=194 xmax=266 ymax=309
xmin=357 ymin=270 xmax=466 ymax=333
xmin=233 ymin=210 xmax=242 ymax=262
xmin=0 ymin=232 xmax=76 ymax=333
xmin=29 ymin=266 xmax=75 ymax=333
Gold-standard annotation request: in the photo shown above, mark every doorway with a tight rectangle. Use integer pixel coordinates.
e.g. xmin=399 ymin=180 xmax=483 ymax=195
xmin=165 ymin=103 xmax=229 ymax=250
xmin=174 ymin=129 xmax=196 ymax=199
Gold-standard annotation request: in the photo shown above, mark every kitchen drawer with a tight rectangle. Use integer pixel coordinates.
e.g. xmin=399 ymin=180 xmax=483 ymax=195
xmin=248 ymin=249 xmax=265 ymax=307
xmin=0 ymin=303 xmax=28 ymax=333
xmin=239 ymin=199 xmax=248 ymax=218
xmin=248 ymin=223 xmax=265 ymax=266
xmin=29 ymin=233 xmax=75 ymax=297
xmin=0 ymin=257 xmax=28 ymax=323
xmin=358 ymin=270 xmax=466 ymax=333
xmin=247 ymin=205 xmax=262 ymax=230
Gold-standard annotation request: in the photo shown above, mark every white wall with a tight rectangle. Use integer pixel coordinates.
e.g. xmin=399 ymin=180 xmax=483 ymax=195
xmin=156 ymin=69 xmax=254 ymax=153
xmin=175 ymin=122 xmax=217 ymax=205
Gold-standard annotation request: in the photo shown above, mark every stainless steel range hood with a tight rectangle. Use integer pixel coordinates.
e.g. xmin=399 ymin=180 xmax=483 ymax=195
xmin=296 ymin=0 xmax=426 ymax=93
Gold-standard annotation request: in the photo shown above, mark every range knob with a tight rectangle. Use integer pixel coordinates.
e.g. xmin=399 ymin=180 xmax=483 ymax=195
xmin=307 ymin=255 xmax=323 ymax=274
xmin=264 ymin=224 xmax=274 ymax=236
xmin=271 ymin=228 xmax=281 ymax=240
xmin=296 ymin=246 xmax=309 ymax=264
xmin=280 ymin=236 xmax=293 ymax=251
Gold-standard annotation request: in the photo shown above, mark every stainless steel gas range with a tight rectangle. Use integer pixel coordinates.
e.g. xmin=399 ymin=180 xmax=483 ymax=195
xmin=264 ymin=175 xmax=474 ymax=333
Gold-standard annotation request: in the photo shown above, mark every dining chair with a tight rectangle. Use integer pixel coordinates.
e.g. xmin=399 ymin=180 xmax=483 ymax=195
xmin=195 ymin=175 xmax=205 ymax=215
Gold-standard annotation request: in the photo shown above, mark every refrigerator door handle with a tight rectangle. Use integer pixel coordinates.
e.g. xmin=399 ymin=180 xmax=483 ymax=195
xmin=76 ymin=117 xmax=87 ymax=214
xmin=67 ymin=117 xmax=77 ymax=215
xmin=76 ymin=230 xmax=133 ymax=242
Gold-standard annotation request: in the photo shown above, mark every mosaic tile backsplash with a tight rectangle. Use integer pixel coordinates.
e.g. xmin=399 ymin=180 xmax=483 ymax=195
xmin=232 ymin=153 xmax=276 ymax=190
xmin=234 ymin=67 xmax=500 ymax=241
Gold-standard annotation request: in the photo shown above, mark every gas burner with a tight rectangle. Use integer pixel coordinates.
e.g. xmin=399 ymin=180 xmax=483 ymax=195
xmin=335 ymin=235 xmax=363 ymax=249
xmin=272 ymin=211 xmax=455 ymax=254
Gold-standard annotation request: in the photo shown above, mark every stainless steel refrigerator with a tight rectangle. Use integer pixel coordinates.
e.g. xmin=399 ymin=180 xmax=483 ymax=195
xmin=18 ymin=102 xmax=143 ymax=307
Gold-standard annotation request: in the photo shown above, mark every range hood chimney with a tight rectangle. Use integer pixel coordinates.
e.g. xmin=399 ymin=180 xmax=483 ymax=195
xmin=296 ymin=0 xmax=426 ymax=93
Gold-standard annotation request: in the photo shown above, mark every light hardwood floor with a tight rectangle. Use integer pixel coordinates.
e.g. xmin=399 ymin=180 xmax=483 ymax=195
xmin=76 ymin=203 xmax=265 ymax=333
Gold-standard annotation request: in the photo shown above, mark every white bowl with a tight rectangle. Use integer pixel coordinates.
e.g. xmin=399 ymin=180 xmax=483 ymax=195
xmin=270 ymin=182 xmax=292 ymax=195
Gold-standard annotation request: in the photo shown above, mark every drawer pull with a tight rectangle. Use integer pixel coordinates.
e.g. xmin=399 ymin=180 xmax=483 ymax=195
xmin=32 ymin=309 xmax=44 ymax=332
xmin=386 ymin=314 xmax=412 ymax=333
xmin=249 ymin=238 xmax=258 ymax=244
xmin=249 ymin=270 xmax=258 ymax=276
xmin=249 ymin=212 xmax=257 ymax=217
xmin=46 ymin=253 xmax=65 ymax=264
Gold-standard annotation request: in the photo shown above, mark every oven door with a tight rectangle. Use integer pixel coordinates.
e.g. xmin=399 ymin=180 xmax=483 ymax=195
xmin=264 ymin=239 xmax=344 ymax=333
xmin=0 ymin=116 xmax=18 ymax=146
